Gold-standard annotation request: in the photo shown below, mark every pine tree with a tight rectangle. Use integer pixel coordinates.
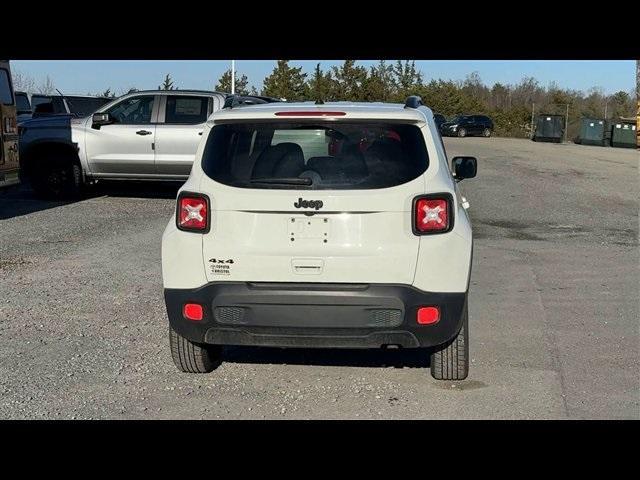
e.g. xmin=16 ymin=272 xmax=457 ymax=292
xmin=159 ymin=74 xmax=175 ymax=90
xmin=215 ymin=69 xmax=250 ymax=95
xmin=391 ymin=60 xmax=423 ymax=102
xmin=361 ymin=60 xmax=394 ymax=102
xmin=261 ymin=60 xmax=307 ymax=101
xmin=306 ymin=63 xmax=334 ymax=102
xmin=331 ymin=60 xmax=368 ymax=101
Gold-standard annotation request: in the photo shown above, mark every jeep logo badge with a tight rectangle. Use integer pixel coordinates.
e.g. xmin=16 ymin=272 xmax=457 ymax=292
xmin=294 ymin=198 xmax=323 ymax=210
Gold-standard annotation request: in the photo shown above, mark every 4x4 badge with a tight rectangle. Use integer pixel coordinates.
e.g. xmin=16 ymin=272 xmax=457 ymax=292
xmin=294 ymin=198 xmax=323 ymax=210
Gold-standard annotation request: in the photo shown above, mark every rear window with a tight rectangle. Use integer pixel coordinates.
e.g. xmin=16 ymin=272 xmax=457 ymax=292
xmin=0 ymin=69 xmax=13 ymax=105
xmin=201 ymin=122 xmax=429 ymax=190
xmin=15 ymin=93 xmax=31 ymax=112
xmin=65 ymin=96 xmax=112 ymax=116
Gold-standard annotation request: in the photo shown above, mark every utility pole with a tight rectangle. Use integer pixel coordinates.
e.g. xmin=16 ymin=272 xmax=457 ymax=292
xmin=530 ymin=102 xmax=535 ymax=139
xmin=564 ymin=103 xmax=569 ymax=143
xmin=231 ymin=60 xmax=235 ymax=95
xmin=604 ymin=98 xmax=608 ymax=119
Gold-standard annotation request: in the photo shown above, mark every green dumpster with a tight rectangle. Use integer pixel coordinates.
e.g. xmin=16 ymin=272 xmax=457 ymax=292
xmin=533 ymin=114 xmax=564 ymax=143
xmin=579 ymin=118 xmax=605 ymax=146
xmin=611 ymin=122 xmax=637 ymax=148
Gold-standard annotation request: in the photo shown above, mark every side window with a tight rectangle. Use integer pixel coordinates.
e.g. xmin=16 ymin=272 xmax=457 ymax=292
xmin=0 ymin=69 xmax=14 ymax=105
xmin=106 ymin=96 xmax=155 ymax=125
xmin=165 ymin=96 xmax=208 ymax=124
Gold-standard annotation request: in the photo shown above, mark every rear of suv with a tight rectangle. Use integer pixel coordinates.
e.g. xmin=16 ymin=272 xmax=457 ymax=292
xmin=161 ymin=96 xmax=477 ymax=380
xmin=441 ymin=114 xmax=493 ymax=138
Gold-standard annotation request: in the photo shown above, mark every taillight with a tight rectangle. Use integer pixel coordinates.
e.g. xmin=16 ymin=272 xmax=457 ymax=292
xmin=4 ymin=117 xmax=17 ymax=134
xmin=176 ymin=192 xmax=210 ymax=233
xmin=413 ymin=194 xmax=454 ymax=235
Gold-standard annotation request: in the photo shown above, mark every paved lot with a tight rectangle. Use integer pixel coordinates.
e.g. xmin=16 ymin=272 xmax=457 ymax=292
xmin=0 ymin=137 xmax=638 ymax=419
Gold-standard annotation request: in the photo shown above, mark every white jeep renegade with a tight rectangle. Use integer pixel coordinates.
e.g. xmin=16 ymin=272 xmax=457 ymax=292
xmin=161 ymin=96 xmax=477 ymax=380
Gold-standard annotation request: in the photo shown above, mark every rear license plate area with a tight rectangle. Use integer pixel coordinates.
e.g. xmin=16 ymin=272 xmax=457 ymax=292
xmin=289 ymin=217 xmax=329 ymax=243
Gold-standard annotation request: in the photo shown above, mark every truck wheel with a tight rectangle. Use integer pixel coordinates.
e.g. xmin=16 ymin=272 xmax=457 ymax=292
xmin=457 ymin=128 xmax=467 ymax=138
xmin=31 ymin=157 xmax=83 ymax=200
xmin=430 ymin=308 xmax=469 ymax=380
xmin=483 ymin=128 xmax=492 ymax=137
xmin=169 ymin=326 xmax=222 ymax=373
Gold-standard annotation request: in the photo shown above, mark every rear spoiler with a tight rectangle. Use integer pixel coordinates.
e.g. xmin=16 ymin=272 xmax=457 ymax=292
xmin=223 ymin=94 xmax=284 ymax=109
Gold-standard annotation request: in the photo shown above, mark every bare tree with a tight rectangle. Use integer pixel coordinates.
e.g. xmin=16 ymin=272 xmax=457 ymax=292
xmin=37 ymin=76 xmax=56 ymax=94
xmin=11 ymin=69 xmax=37 ymax=93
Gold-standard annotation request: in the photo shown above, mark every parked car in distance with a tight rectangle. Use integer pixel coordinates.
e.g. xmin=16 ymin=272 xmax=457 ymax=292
xmin=161 ymin=95 xmax=477 ymax=381
xmin=15 ymin=91 xmax=32 ymax=123
xmin=433 ymin=113 xmax=446 ymax=131
xmin=30 ymin=94 xmax=113 ymax=118
xmin=19 ymin=90 xmax=229 ymax=198
xmin=441 ymin=114 xmax=493 ymax=137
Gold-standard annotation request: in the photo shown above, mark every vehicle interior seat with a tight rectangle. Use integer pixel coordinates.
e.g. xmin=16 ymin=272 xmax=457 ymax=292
xmin=364 ymin=138 xmax=411 ymax=183
xmin=251 ymin=143 xmax=305 ymax=179
xmin=307 ymin=144 xmax=368 ymax=182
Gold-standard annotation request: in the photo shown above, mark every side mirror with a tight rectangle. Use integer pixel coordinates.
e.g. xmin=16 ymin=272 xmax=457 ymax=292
xmin=452 ymin=156 xmax=477 ymax=181
xmin=91 ymin=112 xmax=112 ymax=129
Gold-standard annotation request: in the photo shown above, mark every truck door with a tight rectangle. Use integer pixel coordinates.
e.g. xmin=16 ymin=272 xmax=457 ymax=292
xmin=84 ymin=94 xmax=158 ymax=177
xmin=154 ymin=95 xmax=211 ymax=178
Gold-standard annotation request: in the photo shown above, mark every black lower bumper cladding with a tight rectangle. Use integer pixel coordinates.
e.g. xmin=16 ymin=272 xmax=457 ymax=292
xmin=165 ymin=282 xmax=467 ymax=349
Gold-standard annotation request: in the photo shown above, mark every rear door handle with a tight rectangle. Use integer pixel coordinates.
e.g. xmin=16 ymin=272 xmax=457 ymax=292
xmin=136 ymin=130 xmax=152 ymax=136
xmin=198 ymin=131 xmax=203 ymax=136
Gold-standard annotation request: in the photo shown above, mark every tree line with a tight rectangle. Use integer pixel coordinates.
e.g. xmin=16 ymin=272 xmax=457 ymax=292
xmin=12 ymin=61 xmax=636 ymax=140
xmin=216 ymin=60 xmax=636 ymax=140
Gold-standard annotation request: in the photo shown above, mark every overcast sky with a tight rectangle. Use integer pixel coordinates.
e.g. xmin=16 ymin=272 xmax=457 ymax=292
xmin=11 ymin=60 xmax=636 ymax=96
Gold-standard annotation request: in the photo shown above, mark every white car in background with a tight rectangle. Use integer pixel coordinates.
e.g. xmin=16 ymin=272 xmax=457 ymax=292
xmin=162 ymin=96 xmax=477 ymax=381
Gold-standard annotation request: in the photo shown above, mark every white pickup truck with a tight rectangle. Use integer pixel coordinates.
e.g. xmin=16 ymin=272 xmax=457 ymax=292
xmin=19 ymin=89 xmax=228 ymax=198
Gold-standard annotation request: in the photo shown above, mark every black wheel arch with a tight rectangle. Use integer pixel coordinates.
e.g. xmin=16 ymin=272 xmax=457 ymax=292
xmin=21 ymin=140 xmax=83 ymax=179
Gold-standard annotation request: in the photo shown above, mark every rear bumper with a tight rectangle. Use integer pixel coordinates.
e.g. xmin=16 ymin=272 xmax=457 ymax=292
xmin=164 ymin=282 xmax=467 ymax=349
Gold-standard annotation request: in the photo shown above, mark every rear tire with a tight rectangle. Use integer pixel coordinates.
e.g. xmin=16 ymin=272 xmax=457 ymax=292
xmin=483 ymin=128 xmax=491 ymax=137
xmin=430 ymin=308 xmax=469 ymax=380
xmin=457 ymin=128 xmax=467 ymax=138
xmin=169 ymin=326 xmax=222 ymax=373
xmin=30 ymin=156 xmax=83 ymax=200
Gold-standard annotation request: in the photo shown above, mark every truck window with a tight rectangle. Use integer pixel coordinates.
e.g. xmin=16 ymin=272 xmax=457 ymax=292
xmin=65 ymin=96 xmax=112 ymax=116
xmin=0 ymin=69 xmax=14 ymax=105
xmin=15 ymin=93 xmax=31 ymax=112
xmin=165 ymin=96 xmax=208 ymax=124
xmin=106 ymin=96 xmax=155 ymax=124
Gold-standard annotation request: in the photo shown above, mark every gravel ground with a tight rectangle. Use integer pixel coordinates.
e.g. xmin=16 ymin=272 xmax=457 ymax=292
xmin=0 ymin=137 xmax=638 ymax=419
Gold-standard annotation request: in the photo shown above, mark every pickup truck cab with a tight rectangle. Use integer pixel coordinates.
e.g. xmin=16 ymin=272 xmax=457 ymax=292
xmin=162 ymin=95 xmax=477 ymax=380
xmin=19 ymin=90 xmax=227 ymax=198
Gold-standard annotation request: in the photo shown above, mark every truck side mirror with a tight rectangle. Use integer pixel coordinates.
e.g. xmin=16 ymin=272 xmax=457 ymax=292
xmin=92 ymin=112 xmax=112 ymax=129
xmin=452 ymin=156 xmax=477 ymax=181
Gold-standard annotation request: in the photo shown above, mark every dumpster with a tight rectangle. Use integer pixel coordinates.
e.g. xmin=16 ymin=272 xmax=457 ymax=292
xmin=533 ymin=114 xmax=564 ymax=143
xmin=578 ymin=118 xmax=606 ymax=146
xmin=611 ymin=122 xmax=636 ymax=148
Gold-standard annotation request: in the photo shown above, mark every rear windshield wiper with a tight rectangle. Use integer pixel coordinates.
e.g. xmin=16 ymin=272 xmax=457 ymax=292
xmin=249 ymin=177 xmax=312 ymax=186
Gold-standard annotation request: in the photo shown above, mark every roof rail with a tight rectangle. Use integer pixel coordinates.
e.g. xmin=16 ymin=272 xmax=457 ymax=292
xmin=223 ymin=94 xmax=284 ymax=109
xmin=404 ymin=95 xmax=423 ymax=109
